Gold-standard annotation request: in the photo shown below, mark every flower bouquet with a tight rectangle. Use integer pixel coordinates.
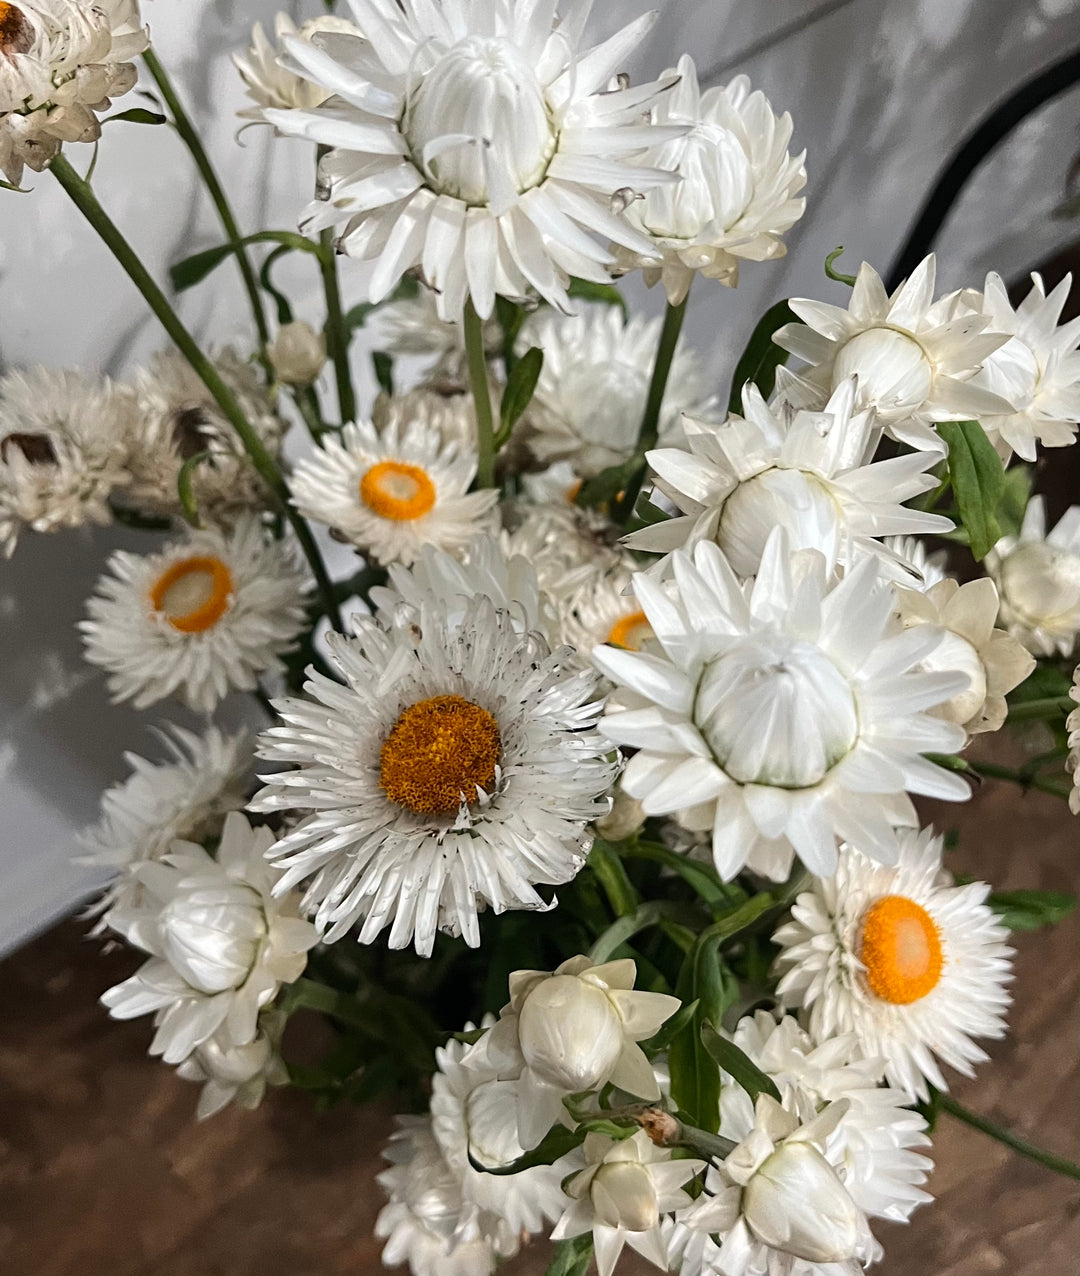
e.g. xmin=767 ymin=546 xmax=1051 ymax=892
xmin=3 ymin=2 xmax=1079 ymax=1273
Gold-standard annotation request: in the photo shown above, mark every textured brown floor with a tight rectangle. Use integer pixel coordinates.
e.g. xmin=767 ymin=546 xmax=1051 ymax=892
xmin=2 ymin=741 xmax=1077 ymax=1276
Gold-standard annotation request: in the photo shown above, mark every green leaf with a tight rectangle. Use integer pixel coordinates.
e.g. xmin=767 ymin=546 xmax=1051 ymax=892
xmin=105 ymin=108 xmax=167 ymax=126
xmin=372 ymin=350 xmax=394 ymax=396
xmin=589 ymin=902 xmax=669 ymax=964
xmin=567 ymin=277 xmax=627 ymax=315
xmin=342 ymin=301 xmax=378 ymax=334
xmin=668 ymin=933 xmax=738 ymax=1132
xmin=588 ymin=839 xmax=640 ymax=917
xmin=620 ymin=840 xmax=731 ymax=912
xmin=497 ymin=345 xmax=543 ymax=445
xmin=468 ymin=1122 xmax=585 ymax=1176
xmin=260 ymin=243 xmax=295 ymax=325
xmin=176 ymin=450 xmax=210 ymax=528
xmin=700 ymin=1020 xmax=781 ymax=1105
xmin=495 ymin=295 xmax=526 ymax=374
xmin=0 ymin=176 xmax=32 ymax=193
xmin=996 ymin=464 xmax=1033 ymax=540
xmin=727 ymin=300 xmax=795 ymax=413
xmin=546 ymin=1236 xmax=594 ymax=1276
xmin=939 ymin=419 xmax=1005 ymax=561
xmin=640 ymin=998 xmax=699 ymax=1056
xmin=824 ymin=246 xmax=857 ymax=286
xmin=169 ymin=230 xmax=319 ymax=292
xmin=986 ymin=888 xmax=1076 ymax=931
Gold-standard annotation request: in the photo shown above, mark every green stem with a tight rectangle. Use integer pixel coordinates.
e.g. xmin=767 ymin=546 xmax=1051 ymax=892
xmin=939 ymin=1095 xmax=1080 ymax=1180
xmin=613 ymin=291 xmax=689 ymax=521
xmin=319 ymin=228 xmax=357 ymax=424
xmin=967 ymin=759 xmax=1071 ymax=801
xmin=280 ymin=977 xmax=373 ymax=1035
xmin=141 ymin=48 xmax=269 ymax=357
xmin=50 ymin=152 xmax=343 ymax=633
xmin=464 ymin=297 xmax=497 ymax=487
xmin=1006 ymin=695 xmax=1075 ymax=722
xmin=589 ymin=840 xmax=640 ymax=918
xmin=294 ymin=385 xmax=328 ymax=442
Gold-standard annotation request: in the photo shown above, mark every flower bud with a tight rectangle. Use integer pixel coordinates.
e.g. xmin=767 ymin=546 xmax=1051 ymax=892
xmin=268 ymin=320 xmax=327 ymax=387
xmin=595 ymin=789 xmax=646 ymax=842
xmin=718 ymin=467 xmax=841 ymax=577
xmin=159 ymin=881 xmax=266 ymax=993
xmin=590 ymin=1161 xmax=660 ymax=1232
xmin=832 ymin=328 xmax=933 ymax=418
xmin=742 ymin=1141 xmax=860 ymax=1263
xmin=517 ymin=974 xmax=624 ymax=1091
xmin=999 ymin=541 xmax=1080 ymax=643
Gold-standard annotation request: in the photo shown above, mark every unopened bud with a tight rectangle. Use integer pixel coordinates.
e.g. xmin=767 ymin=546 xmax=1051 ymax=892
xmin=268 ymin=320 xmax=327 ymax=387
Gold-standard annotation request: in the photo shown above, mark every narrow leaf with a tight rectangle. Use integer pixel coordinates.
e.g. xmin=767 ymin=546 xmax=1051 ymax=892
xmin=700 ymin=1020 xmax=781 ymax=1105
xmin=986 ymin=888 xmax=1076 ymax=931
xmin=939 ymin=419 xmax=1005 ymax=560
xmin=588 ymin=902 xmax=668 ymax=964
xmin=620 ymin=840 xmax=730 ymax=911
xmin=499 ymin=346 xmax=543 ymax=440
xmin=372 ymin=350 xmax=394 ymax=396
xmin=468 ymin=1123 xmax=585 ymax=1176
xmin=169 ymin=230 xmax=319 ymax=292
xmin=105 ymin=108 xmax=167 ymax=126
xmin=727 ymin=300 xmax=794 ymax=413
xmin=640 ymin=998 xmax=699 ymax=1056
xmin=668 ymin=933 xmax=738 ymax=1132
xmin=546 ymin=1236 xmax=594 ymax=1276
xmin=176 ymin=449 xmax=210 ymax=528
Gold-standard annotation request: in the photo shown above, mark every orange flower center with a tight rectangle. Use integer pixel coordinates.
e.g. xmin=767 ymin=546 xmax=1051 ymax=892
xmin=607 ymin=610 xmax=653 ymax=651
xmin=379 ymin=695 xmax=500 ymax=815
xmin=859 ymin=895 xmax=944 ymax=1004
xmin=0 ymin=3 xmax=33 ymax=57
xmin=359 ymin=460 xmax=436 ymax=521
xmin=150 ymin=554 xmax=234 ymax=633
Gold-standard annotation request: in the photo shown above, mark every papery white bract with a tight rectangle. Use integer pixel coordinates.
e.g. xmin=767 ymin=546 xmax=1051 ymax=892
xmin=100 ymin=812 xmax=318 ymax=1064
xmin=773 ymin=826 xmax=1014 ymax=1101
xmin=266 ymin=319 xmax=326 ymax=387
xmin=595 ymin=532 xmax=970 ymax=882
xmin=175 ymin=1013 xmax=288 ymax=1120
xmin=613 ymin=55 xmax=807 ymax=304
xmin=267 ymin=0 xmax=685 ymax=318
xmin=626 ymin=379 xmax=952 ymax=577
xmin=250 ymin=597 xmax=617 ymax=957
xmin=80 ymin=514 xmax=309 ymax=713
xmin=233 ymin=12 xmax=362 ymax=122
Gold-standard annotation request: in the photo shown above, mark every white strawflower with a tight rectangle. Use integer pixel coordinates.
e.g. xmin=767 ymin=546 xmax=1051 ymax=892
xmin=372 ymin=287 xmax=500 ymax=380
xmin=77 ymin=724 xmax=252 ymax=927
xmin=772 ymin=825 xmax=1014 ymax=1101
xmin=626 ymin=379 xmax=952 ymax=577
xmin=677 ymin=1094 xmax=873 ymax=1273
xmin=1068 ymin=667 xmax=1079 ymax=815
xmin=175 ymin=1012 xmax=288 ymax=1120
xmin=123 ymin=348 xmax=288 ymax=526
xmin=288 ymin=417 xmax=497 ymax=567
xmin=893 ymin=576 xmax=1035 ymax=735
xmin=233 ymin=12 xmax=362 ymax=122
xmin=466 ymin=956 xmax=679 ymax=1149
xmin=986 ymin=495 xmax=1080 ymax=657
xmin=80 ymin=515 xmax=309 ymax=713
xmin=430 ymin=1030 xmax=575 ymax=1238
xmin=880 ymin=534 xmax=950 ymax=591
xmin=552 ymin=1129 xmax=703 ymax=1276
xmin=101 ymin=812 xmax=318 ymax=1064
xmin=372 ymin=385 xmax=484 ymax=459
xmin=266 ymin=0 xmax=685 ymax=319
xmin=505 ymin=498 xmax=627 ymax=604
xmin=250 ymin=597 xmax=617 ymax=957
xmin=376 ymin=1116 xmax=512 ymax=1276
xmin=774 ymin=255 xmax=1013 ymax=452
xmin=521 ymin=303 xmax=714 ymax=477
xmin=560 ymin=563 xmax=657 ymax=660
xmin=969 ymin=271 xmax=1080 ymax=461
xmin=595 ymin=532 xmax=970 ymax=883
xmin=0 ymin=0 xmax=148 ymax=185
xmin=266 ymin=319 xmax=326 ymax=387
xmin=612 ymin=55 xmax=807 ymax=304
xmin=0 ymin=365 xmax=135 ymax=556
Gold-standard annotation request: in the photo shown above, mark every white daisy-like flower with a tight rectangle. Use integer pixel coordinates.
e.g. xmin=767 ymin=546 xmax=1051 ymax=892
xmin=673 ymin=1094 xmax=875 ymax=1276
xmin=250 ymin=596 xmax=618 ymax=957
xmin=174 ymin=1011 xmax=288 ymax=1121
xmin=595 ymin=532 xmax=970 ymax=882
xmin=521 ymin=303 xmax=714 ymax=477
xmin=612 ymin=55 xmax=807 ymax=304
xmin=986 ymin=494 xmax=1080 ymax=657
xmin=123 ymin=348 xmax=288 ymax=526
xmin=466 ymin=956 xmax=679 ymax=1150
xmin=893 ymin=576 xmax=1035 ymax=736
xmin=552 ymin=1129 xmax=703 ymax=1276
xmin=773 ymin=255 xmax=1013 ymax=452
xmin=375 ymin=1116 xmax=513 ymax=1276
xmin=0 ymin=0 xmax=148 ymax=185
xmin=560 ymin=564 xmax=657 ymax=658
xmin=772 ymin=825 xmax=1014 ymax=1101
xmin=1068 ymin=666 xmax=1079 ymax=815
xmin=0 ymin=365 xmax=135 ymax=556
xmin=77 ymin=723 xmax=252 ymax=926
xmin=80 ymin=514 xmax=309 ymax=713
xmin=100 ymin=812 xmax=319 ymax=1065
xmin=505 ymin=498 xmax=627 ymax=603
xmin=969 ymin=271 xmax=1080 ymax=462
xmin=625 ymin=379 xmax=952 ymax=578
xmin=430 ymin=1029 xmax=575 ymax=1239
xmin=232 ymin=12 xmax=363 ymax=122
xmin=289 ymin=417 xmax=497 ymax=567
xmin=266 ymin=0 xmax=685 ymax=319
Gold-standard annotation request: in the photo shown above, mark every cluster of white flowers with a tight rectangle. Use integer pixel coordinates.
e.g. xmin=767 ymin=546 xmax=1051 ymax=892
xmin=6 ymin=0 xmax=1078 ymax=1267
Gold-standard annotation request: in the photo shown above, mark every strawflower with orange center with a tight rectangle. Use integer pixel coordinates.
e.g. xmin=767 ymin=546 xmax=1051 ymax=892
xmin=380 ymin=695 xmax=500 ymax=815
xmin=859 ymin=895 xmax=943 ymax=1005
xmin=360 ymin=460 xmax=438 ymax=522
xmin=150 ymin=554 xmax=234 ymax=633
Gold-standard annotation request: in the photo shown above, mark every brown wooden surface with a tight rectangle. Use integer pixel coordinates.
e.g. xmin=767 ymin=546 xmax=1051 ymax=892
xmin=1 ymin=744 xmax=1077 ymax=1276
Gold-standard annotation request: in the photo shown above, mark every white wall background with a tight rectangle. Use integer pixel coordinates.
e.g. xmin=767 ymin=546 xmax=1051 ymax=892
xmin=1 ymin=0 xmax=1079 ymax=954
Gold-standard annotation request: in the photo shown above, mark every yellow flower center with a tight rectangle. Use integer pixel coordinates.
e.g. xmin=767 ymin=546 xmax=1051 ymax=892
xmin=359 ymin=460 xmax=436 ymax=521
xmin=607 ymin=610 xmax=654 ymax=651
xmin=859 ymin=895 xmax=943 ymax=1004
xmin=0 ymin=2 xmax=33 ymax=57
xmin=379 ymin=695 xmax=500 ymax=815
xmin=150 ymin=554 xmax=234 ymax=633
